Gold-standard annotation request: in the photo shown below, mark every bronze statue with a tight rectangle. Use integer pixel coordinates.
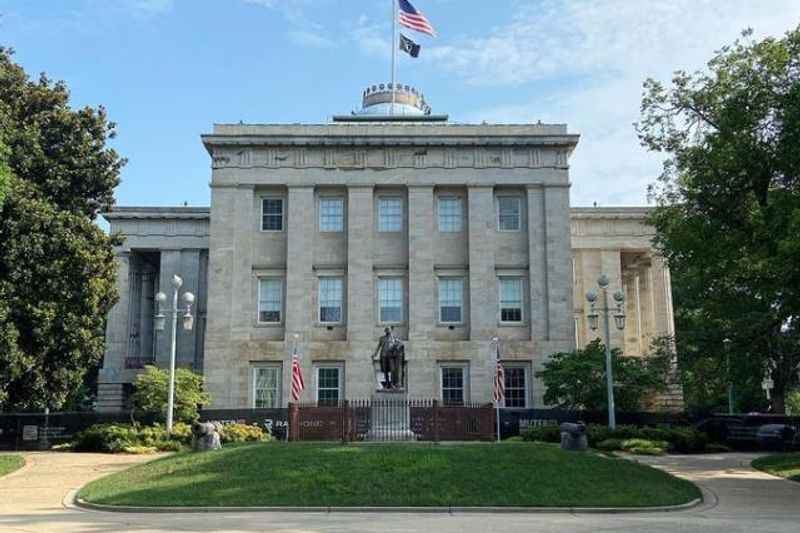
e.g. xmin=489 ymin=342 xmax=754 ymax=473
xmin=372 ymin=327 xmax=405 ymax=390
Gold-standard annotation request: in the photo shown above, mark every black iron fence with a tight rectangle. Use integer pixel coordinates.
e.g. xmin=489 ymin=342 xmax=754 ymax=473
xmin=288 ymin=399 xmax=496 ymax=442
xmin=1 ymin=406 xmax=797 ymax=450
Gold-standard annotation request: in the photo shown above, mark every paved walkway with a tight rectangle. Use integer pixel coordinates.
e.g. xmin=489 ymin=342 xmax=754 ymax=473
xmin=0 ymin=451 xmax=798 ymax=532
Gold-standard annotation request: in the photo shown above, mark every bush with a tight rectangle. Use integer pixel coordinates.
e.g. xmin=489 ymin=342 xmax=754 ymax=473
xmin=521 ymin=424 xmax=561 ymax=443
xmin=627 ymin=446 xmax=666 ymax=456
xmin=595 ymin=438 xmax=624 ymax=451
xmin=73 ymin=424 xmax=140 ymax=453
xmin=220 ymin=423 xmax=269 ymax=444
xmin=667 ymin=426 xmax=708 ymax=454
xmin=171 ymin=422 xmax=193 ymax=445
xmin=121 ymin=445 xmax=158 ymax=455
xmin=73 ymin=423 xmax=189 ymax=453
xmin=520 ymin=423 xmax=709 ymax=454
xmin=621 ymin=438 xmax=669 ymax=451
xmin=131 ymin=365 xmax=211 ymax=423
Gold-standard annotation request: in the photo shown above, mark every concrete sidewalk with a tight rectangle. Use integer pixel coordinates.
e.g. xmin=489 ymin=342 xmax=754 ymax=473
xmin=0 ymin=451 xmax=798 ymax=532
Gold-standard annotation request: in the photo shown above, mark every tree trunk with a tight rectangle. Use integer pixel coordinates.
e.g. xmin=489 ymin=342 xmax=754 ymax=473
xmin=772 ymin=390 xmax=786 ymax=414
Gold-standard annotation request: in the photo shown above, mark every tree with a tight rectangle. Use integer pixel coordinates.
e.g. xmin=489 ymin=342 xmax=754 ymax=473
xmin=0 ymin=48 xmax=124 ymax=410
xmin=130 ymin=366 xmax=210 ymax=423
xmin=537 ymin=340 xmax=670 ymax=412
xmin=638 ymin=27 xmax=800 ymax=413
xmin=0 ymin=137 xmax=10 ymax=207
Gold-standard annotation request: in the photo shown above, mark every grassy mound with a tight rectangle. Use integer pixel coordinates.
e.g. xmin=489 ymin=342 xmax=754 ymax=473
xmin=752 ymin=453 xmax=800 ymax=483
xmin=79 ymin=443 xmax=700 ymax=508
xmin=0 ymin=455 xmax=24 ymax=478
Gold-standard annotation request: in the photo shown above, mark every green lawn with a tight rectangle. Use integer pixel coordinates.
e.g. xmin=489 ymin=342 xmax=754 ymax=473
xmin=752 ymin=453 xmax=800 ymax=483
xmin=0 ymin=455 xmax=24 ymax=478
xmin=78 ymin=443 xmax=700 ymax=508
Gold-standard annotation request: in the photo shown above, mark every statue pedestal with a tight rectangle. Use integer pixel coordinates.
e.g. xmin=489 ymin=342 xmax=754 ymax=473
xmin=365 ymin=391 xmax=416 ymax=441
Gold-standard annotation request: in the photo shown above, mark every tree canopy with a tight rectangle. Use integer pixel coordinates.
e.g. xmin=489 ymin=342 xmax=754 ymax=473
xmin=131 ymin=366 xmax=210 ymax=423
xmin=638 ymin=27 xmax=800 ymax=413
xmin=536 ymin=339 xmax=670 ymax=412
xmin=0 ymin=48 xmax=123 ymax=410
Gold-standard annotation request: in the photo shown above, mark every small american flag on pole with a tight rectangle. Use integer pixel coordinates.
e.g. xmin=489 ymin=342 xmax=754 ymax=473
xmin=398 ymin=0 xmax=436 ymax=37
xmin=493 ymin=345 xmax=505 ymax=404
xmin=290 ymin=351 xmax=305 ymax=402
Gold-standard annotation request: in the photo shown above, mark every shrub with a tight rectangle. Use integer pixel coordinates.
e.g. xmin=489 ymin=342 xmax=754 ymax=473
xmin=73 ymin=424 xmax=140 ymax=453
xmin=627 ymin=446 xmax=666 ymax=456
xmin=131 ymin=365 xmax=211 ymax=423
xmin=521 ymin=424 xmax=561 ymax=443
xmin=667 ymin=427 xmax=708 ymax=454
xmin=121 ymin=445 xmax=158 ymax=455
xmin=595 ymin=438 xmax=624 ymax=451
xmin=621 ymin=438 xmax=670 ymax=451
xmin=220 ymin=423 xmax=269 ymax=443
xmin=170 ymin=422 xmax=193 ymax=445
xmin=72 ymin=423 xmax=189 ymax=453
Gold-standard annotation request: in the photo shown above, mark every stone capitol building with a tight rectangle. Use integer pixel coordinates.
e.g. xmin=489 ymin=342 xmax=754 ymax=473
xmin=98 ymin=85 xmax=679 ymax=412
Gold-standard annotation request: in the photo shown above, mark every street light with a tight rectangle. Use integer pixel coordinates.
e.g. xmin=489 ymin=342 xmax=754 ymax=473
xmin=723 ymin=337 xmax=734 ymax=415
xmin=586 ymin=273 xmax=626 ymax=429
xmin=154 ymin=274 xmax=195 ymax=433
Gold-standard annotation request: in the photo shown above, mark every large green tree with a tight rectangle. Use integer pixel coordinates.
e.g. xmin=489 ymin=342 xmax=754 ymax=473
xmin=638 ymin=28 xmax=800 ymax=413
xmin=536 ymin=340 xmax=670 ymax=412
xmin=0 ymin=48 xmax=124 ymax=409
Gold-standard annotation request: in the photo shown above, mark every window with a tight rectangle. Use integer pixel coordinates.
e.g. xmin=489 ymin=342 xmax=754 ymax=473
xmin=438 ymin=197 xmax=462 ymax=232
xmin=261 ymin=198 xmax=284 ymax=231
xmin=498 ymin=197 xmax=521 ymax=231
xmin=257 ymin=278 xmax=282 ymax=323
xmin=253 ymin=365 xmax=281 ymax=408
xmin=316 ymin=366 xmax=342 ymax=406
xmin=441 ymin=366 xmax=468 ymax=406
xmin=439 ymin=278 xmax=464 ymax=323
xmin=499 ymin=278 xmax=523 ymax=323
xmin=378 ymin=197 xmax=402 ymax=232
xmin=378 ymin=278 xmax=403 ymax=323
xmin=504 ymin=365 xmax=528 ymax=408
xmin=318 ymin=277 xmax=343 ymax=323
xmin=319 ymin=197 xmax=344 ymax=232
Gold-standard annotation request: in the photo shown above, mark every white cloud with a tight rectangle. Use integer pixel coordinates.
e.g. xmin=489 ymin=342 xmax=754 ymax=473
xmin=428 ymin=0 xmax=800 ymax=206
xmin=243 ymin=0 xmax=335 ymax=48
xmin=288 ymin=29 xmax=334 ymax=48
xmin=126 ymin=0 xmax=174 ymax=16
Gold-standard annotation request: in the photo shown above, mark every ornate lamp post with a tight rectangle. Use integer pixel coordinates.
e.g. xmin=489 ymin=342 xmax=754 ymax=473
xmin=154 ymin=274 xmax=195 ymax=433
xmin=586 ymin=273 xmax=626 ymax=429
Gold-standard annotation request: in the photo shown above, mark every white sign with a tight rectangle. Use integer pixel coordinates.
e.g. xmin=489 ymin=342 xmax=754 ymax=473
xmin=22 ymin=425 xmax=38 ymax=441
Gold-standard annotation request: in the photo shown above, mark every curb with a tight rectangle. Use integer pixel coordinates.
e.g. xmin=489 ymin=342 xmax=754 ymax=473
xmin=72 ymin=495 xmax=703 ymax=515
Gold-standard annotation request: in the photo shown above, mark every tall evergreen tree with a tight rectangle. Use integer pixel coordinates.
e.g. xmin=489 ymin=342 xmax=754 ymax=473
xmin=638 ymin=28 xmax=800 ymax=413
xmin=0 ymin=48 xmax=124 ymax=409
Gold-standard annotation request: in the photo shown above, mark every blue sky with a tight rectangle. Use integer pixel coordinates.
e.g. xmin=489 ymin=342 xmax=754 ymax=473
xmin=2 ymin=0 xmax=799 ymax=208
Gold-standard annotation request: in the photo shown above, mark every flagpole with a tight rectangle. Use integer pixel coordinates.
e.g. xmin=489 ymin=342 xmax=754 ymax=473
xmin=391 ymin=0 xmax=397 ymax=114
xmin=493 ymin=337 xmax=501 ymax=442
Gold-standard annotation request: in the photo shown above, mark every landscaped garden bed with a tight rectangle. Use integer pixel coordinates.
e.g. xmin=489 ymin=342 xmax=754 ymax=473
xmin=0 ymin=455 xmax=24 ymax=478
xmin=78 ymin=442 xmax=700 ymax=508
xmin=752 ymin=453 xmax=800 ymax=483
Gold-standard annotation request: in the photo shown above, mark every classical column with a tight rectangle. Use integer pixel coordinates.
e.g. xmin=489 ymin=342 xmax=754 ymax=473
xmin=527 ymin=186 xmax=547 ymax=340
xmin=408 ymin=186 xmax=435 ymax=340
xmin=156 ymin=249 xmax=182 ymax=366
xmin=347 ymin=186 xmax=374 ymax=341
xmin=467 ymin=186 xmax=496 ymax=340
xmin=285 ymin=186 xmax=315 ymax=341
xmin=176 ymin=249 xmax=201 ymax=368
xmin=600 ymin=249 xmax=624 ymax=349
xmin=544 ymin=186 xmax=574 ymax=346
xmin=102 ymin=251 xmax=131 ymax=375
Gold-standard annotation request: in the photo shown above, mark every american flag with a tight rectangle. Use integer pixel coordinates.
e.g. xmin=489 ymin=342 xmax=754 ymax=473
xmin=493 ymin=345 xmax=505 ymax=404
xmin=291 ymin=352 xmax=305 ymax=402
xmin=398 ymin=0 xmax=436 ymax=37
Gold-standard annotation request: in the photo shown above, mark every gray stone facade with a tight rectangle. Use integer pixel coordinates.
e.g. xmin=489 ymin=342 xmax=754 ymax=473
xmin=98 ymin=117 xmax=680 ymax=411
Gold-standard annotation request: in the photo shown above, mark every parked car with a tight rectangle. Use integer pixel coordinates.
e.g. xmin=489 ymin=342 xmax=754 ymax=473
xmin=756 ymin=424 xmax=797 ymax=451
